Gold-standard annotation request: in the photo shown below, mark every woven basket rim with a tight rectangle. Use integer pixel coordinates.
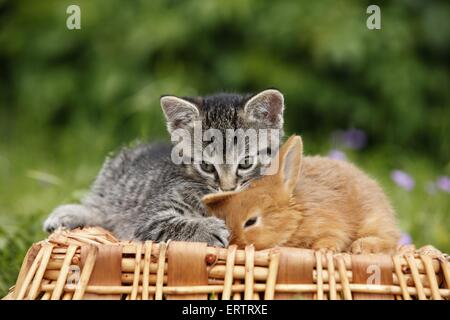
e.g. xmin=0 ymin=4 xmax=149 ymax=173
xmin=4 ymin=227 xmax=450 ymax=300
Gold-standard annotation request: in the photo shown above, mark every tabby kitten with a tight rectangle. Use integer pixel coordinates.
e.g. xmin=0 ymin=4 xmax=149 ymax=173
xmin=43 ymin=89 xmax=285 ymax=246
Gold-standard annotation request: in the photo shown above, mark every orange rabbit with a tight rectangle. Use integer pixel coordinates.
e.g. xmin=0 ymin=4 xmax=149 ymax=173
xmin=202 ymin=135 xmax=400 ymax=253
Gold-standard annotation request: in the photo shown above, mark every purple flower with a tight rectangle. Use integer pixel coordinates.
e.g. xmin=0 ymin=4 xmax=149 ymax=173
xmin=436 ymin=176 xmax=450 ymax=193
xmin=390 ymin=170 xmax=415 ymax=191
xmin=331 ymin=128 xmax=367 ymax=150
xmin=342 ymin=129 xmax=367 ymax=150
xmin=398 ymin=232 xmax=413 ymax=246
xmin=327 ymin=149 xmax=347 ymax=161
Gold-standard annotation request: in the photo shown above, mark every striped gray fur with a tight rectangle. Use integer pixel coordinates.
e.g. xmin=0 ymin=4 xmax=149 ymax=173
xmin=43 ymin=90 xmax=285 ymax=247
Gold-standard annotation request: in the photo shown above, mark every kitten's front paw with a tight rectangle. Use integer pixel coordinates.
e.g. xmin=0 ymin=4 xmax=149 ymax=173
xmin=193 ymin=217 xmax=230 ymax=247
xmin=43 ymin=204 xmax=89 ymax=233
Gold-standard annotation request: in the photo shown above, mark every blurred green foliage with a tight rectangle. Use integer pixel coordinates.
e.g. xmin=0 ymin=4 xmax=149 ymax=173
xmin=1 ymin=0 xmax=449 ymax=159
xmin=0 ymin=0 xmax=449 ymax=296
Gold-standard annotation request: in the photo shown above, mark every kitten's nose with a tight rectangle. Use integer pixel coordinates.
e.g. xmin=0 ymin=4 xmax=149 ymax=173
xmin=220 ymin=179 xmax=237 ymax=191
xmin=220 ymin=185 xmax=236 ymax=192
xmin=219 ymin=171 xmax=237 ymax=191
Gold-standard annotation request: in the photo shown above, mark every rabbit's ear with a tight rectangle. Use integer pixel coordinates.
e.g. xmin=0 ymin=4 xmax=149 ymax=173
xmin=278 ymin=135 xmax=303 ymax=194
xmin=202 ymin=191 xmax=237 ymax=208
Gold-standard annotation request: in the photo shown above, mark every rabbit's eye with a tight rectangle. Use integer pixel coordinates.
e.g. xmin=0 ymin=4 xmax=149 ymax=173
xmin=200 ymin=161 xmax=215 ymax=174
xmin=244 ymin=216 xmax=258 ymax=228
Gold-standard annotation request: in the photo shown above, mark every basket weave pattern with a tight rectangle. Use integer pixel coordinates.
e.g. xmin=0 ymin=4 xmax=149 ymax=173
xmin=4 ymin=227 xmax=450 ymax=300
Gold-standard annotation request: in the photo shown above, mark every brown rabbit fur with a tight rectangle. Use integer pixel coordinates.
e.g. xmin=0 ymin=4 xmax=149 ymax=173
xmin=202 ymin=135 xmax=400 ymax=253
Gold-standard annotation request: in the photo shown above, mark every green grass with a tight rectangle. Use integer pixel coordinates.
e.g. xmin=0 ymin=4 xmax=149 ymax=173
xmin=0 ymin=135 xmax=449 ymax=297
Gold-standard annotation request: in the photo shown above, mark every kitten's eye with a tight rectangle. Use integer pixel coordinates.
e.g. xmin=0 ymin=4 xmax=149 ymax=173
xmin=200 ymin=161 xmax=215 ymax=174
xmin=238 ymin=156 xmax=254 ymax=170
xmin=244 ymin=216 xmax=258 ymax=228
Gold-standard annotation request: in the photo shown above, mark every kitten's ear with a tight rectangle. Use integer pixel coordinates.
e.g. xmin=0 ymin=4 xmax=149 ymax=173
xmin=160 ymin=95 xmax=200 ymax=133
xmin=244 ymin=89 xmax=284 ymax=128
xmin=277 ymin=135 xmax=303 ymax=194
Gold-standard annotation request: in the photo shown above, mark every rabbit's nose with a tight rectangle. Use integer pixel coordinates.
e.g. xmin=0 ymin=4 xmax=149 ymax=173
xmin=229 ymin=236 xmax=246 ymax=249
xmin=229 ymin=234 xmax=237 ymax=245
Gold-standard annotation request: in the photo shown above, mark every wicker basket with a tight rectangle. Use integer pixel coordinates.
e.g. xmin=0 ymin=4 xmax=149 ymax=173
xmin=3 ymin=227 xmax=449 ymax=300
